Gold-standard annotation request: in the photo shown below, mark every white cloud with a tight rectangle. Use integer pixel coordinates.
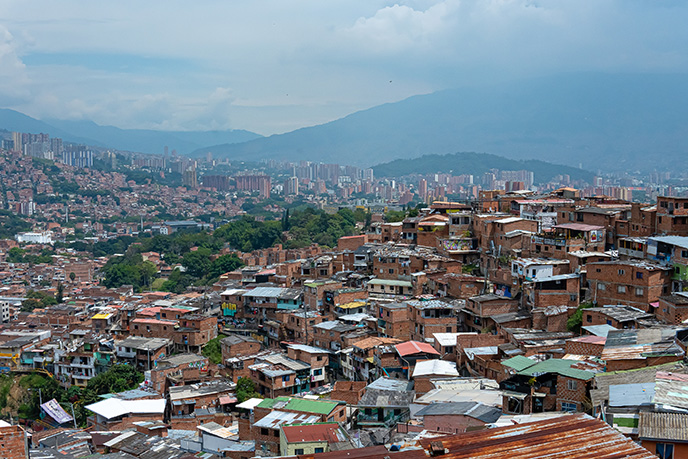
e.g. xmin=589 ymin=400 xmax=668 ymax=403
xmin=0 ymin=0 xmax=687 ymax=134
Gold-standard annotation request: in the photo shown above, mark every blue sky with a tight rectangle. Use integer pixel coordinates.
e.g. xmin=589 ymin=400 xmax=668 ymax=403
xmin=0 ymin=0 xmax=687 ymax=135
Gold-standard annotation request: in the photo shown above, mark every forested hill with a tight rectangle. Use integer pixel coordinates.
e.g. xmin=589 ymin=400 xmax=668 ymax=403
xmin=373 ymin=152 xmax=593 ymax=184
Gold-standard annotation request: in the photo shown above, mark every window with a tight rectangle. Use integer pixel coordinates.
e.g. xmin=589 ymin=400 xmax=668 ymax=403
xmin=261 ymin=428 xmax=269 ymax=435
xmin=618 ymin=269 xmax=625 ymax=275
xmin=317 ymin=356 xmax=323 ymax=361
xmin=134 ymin=325 xmax=139 ymax=330
xmin=636 ymin=272 xmax=644 ymax=279
xmin=656 ymin=443 xmax=674 ymax=459
xmin=617 ymin=285 xmax=626 ymax=293
xmin=282 ymin=375 xmax=290 ymax=382
xmin=683 ymin=250 xmax=688 ymax=258
xmin=635 ymin=287 xmax=644 ymax=296
xmin=446 ymin=326 xmax=452 ymax=332
xmin=315 ymin=448 xmax=324 ymax=454
xmin=560 ymin=402 xmax=577 ymax=412
xmin=567 ymin=380 xmax=577 ymax=391
xmin=313 ymin=369 xmax=323 ymax=376
xmin=295 ymin=449 xmax=305 ymax=455
xmin=586 ymin=315 xmax=592 ymax=323
xmin=598 ymin=283 xmax=606 ymax=291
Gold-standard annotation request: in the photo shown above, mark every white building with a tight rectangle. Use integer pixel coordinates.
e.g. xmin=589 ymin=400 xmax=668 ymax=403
xmin=15 ymin=231 xmax=53 ymax=245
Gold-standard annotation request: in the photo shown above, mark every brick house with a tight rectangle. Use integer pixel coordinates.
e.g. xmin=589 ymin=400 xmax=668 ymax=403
xmin=582 ymin=305 xmax=653 ymax=329
xmin=221 ymin=334 xmax=262 ymax=362
xmin=500 ymin=359 xmax=597 ymax=415
xmin=376 ymin=302 xmax=411 ymax=340
xmin=286 ymin=344 xmax=330 ymax=388
xmin=303 ymin=280 xmax=343 ymax=311
xmin=565 ymin=335 xmax=606 ymax=357
xmin=86 ymin=397 xmax=167 ymax=431
xmin=414 ymin=401 xmax=501 ymax=434
xmin=330 ymin=380 xmax=367 ymax=405
xmin=312 ymin=320 xmax=356 ymax=351
xmin=658 ymin=293 xmax=688 ymax=325
xmin=149 ymin=353 xmax=210 ymax=394
xmin=460 ymin=294 xmax=519 ymax=333
xmin=586 ymin=260 xmax=672 ymax=311
xmin=0 ymin=422 xmax=28 ymax=459
xmin=407 ymin=299 xmax=459 ymax=342
xmin=601 ymin=328 xmax=685 ymax=372
xmin=656 ymin=196 xmax=688 ymax=236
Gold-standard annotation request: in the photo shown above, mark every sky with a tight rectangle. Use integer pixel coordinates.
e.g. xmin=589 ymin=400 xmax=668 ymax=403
xmin=0 ymin=0 xmax=687 ymax=135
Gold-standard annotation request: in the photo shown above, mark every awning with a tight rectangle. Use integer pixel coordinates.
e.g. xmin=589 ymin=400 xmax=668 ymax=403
xmin=236 ymin=398 xmax=263 ymax=410
xmin=502 ymin=390 xmax=528 ymax=400
xmin=650 ymin=302 xmax=660 ymax=308
xmin=219 ymin=396 xmax=237 ymax=405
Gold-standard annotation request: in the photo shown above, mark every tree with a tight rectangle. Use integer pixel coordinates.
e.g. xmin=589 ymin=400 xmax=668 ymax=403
xmin=209 ymin=254 xmax=244 ymax=279
xmin=182 ymin=248 xmax=212 ymax=278
xmin=567 ymin=302 xmax=595 ymax=333
xmin=69 ymin=272 xmax=76 ymax=282
xmin=56 ymin=282 xmax=64 ymax=303
xmin=236 ymin=377 xmax=261 ymax=403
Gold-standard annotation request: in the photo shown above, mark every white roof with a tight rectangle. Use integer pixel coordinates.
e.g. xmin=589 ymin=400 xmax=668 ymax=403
xmin=412 ymin=359 xmax=459 ymax=378
xmin=236 ymin=397 xmax=264 ymax=410
xmin=432 ymin=332 xmax=476 ymax=347
xmin=221 ymin=289 xmax=247 ymax=296
xmin=86 ymin=398 xmax=166 ymax=419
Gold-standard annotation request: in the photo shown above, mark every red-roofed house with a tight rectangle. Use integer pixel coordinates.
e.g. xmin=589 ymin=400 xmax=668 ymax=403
xmin=395 ymin=340 xmax=440 ymax=378
xmin=280 ymin=422 xmax=351 ymax=456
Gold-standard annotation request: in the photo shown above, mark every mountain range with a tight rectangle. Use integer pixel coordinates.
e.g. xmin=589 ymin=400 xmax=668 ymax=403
xmin=2 ymin=72 xmax=687 ymax=172
xmin=188 ymin=73 xmax=688 ymax=172
xmin=373 ymin=152 xmax=593 ymax=184
xmin=0 ymin=109 xmax=261 ymax=156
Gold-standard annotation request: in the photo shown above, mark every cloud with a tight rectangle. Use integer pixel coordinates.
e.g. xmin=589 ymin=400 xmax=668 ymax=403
xmin=0 ymin=0 xmax=687 ymax=134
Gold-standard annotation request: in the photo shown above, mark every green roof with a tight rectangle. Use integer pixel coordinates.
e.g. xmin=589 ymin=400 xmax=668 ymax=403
xmin=256 ymin=397 xmax=340 ymax=415
xmin=517 ymin=359 xmax=596 ymax=381
xmin=501 ymin=355 xmax=535 ymax=372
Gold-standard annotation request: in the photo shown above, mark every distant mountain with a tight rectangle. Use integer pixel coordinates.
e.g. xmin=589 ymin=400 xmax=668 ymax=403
xmin=0 ymin=108 xmax=262 ymax=155
xmin=0 ymin=109 xmax=100 ymax=146
xmin=44 ymin=119 xmax=262 ymax=156
xmin=373 ymin=152 xmax=593 ymax=184
xmin=191 ymin=73 xmax=688 ymax=172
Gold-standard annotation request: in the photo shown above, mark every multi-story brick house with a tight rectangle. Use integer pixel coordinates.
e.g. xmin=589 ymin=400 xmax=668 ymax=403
xmin=312 ymin=320 xmax=356 ymax=351
xmin=646 ymin=236 xmax=688 ymax=291
xmin=221 ymin=334 xmax=262 ymax=362
xmin=283 ymin=310 xmax=327 ymax=344
xmin=407 ymin=299 xmax=459 ymax=342
xmin=249 ymin=353 xmax=312 ymax=397
xmin=376 ymin=302 xmax=410 ymax=340
xmin=656 ymin=196 xmax=688 ymax=236
xmin=523 ymin=273 xmax=580 ymax=312
xmin=115 ymin=336 xmax=172 ymax=371
xmin=303 ymin=280 xmax=342 ymax=311
xmin=500 ymin=359 xmax=597 ymax=415
xmin=601 ymin=328 xmax=685 ymax=372
xmin=460 ymin=294 xmax=519 ymax=333
xmin=148 ymin=353 xmax=210 ymax=394
xmin=286 ymin=344 xmax=330 ymax=388
xmin=586 ymin=260 xmax=672 ymax=311
xmin=658 ymin=293 xmax=688 ymax=325
xmin=428 ymin=273 xmax=485 ymax=300
xmin=582 ymin=305 xmax=653 ymax=329
xmin=0 ymin=422 xmax=28 ymax=459
xmin=173 ymin=314 xmax=218 ymax=353
xmin=351 ymin=337 xmax=402 ymax=381
xmin=169 ymin=380 xmax=235 ymax=429
xmin=251 ymin=397 xmax=346 ymax=455
xmin=414 ymin=401 xmax=501 ymax=434
xmin=323 ymin=288 xmax=368 ymax=318
xmin=242 ymin=287 xmax=303 ymax=323
xmin=527 ymin=223 xmax=606 ymax=259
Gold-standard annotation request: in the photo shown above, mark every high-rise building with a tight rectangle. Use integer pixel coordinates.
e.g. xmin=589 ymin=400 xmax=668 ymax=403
xmin=234 ymin=175 xmax=271 ymax=198
xmin=285 ymin=176 xmax=299 ymax=195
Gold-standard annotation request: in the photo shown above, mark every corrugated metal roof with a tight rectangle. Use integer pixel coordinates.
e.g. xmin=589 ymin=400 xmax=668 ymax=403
xmin=517 ymin=358 xmax=596 ymax=380
xmin=253 ymin=410 xmax=320 ymax=429
xmin=412 ymin=359 xmax=459 ymax=377
xmin=282 ymin=422 xmax=347 ymax=443
xmin=608 ymin=383 xmax=655 ymax=407
xmin=415 ymin=401 xmax=501 ymax=423
xmin=395 ymin=340 xmax=441 ymax=357
xmin=638 ymin=411 xmax=688 ymax=442
xmin=501 ymin=355 xmax=535 ymax=372
xmin=416 ymin=413 xmax=655 ymax=459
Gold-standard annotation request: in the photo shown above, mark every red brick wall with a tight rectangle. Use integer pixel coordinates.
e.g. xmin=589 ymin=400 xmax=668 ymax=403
xmin=565 ymin=339 xmax=605 ymax=357
xmin=422 ymin=414 xmax=487 ymax=434
xmin=555 ymin=376 xmax=588 ymax=412
xmin=330 ymin=381 xmax=366 ymax=405
xmin=338 ymin=235 xmax=368 ymax=251
xmin=0 ymin=425 xmax=28 ymax=459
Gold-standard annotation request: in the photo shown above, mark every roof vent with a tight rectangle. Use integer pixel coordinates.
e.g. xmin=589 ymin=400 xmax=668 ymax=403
xmin=429 ymin=441 xmax=446 ymax=456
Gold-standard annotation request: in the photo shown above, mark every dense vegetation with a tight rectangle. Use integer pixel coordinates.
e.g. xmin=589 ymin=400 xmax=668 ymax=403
xmin=99 ymin=207 xmax=360 ymax=291
xmin=202 ymin=334 xmax=227 ymax=364
xmin=373 ymin=152 xmax=594 ymax=184
xmin=0 ymin=210 xmax=31 ymax=239
xmin=13 ymin=364 xmax=143 ymax=427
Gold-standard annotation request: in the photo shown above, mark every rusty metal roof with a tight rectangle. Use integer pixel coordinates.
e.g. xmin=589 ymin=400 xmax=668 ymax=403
xmin=638 ymin=411 xmax=688 ymax=442
xmin=416 ymin=413 xmax=655 ymax=458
